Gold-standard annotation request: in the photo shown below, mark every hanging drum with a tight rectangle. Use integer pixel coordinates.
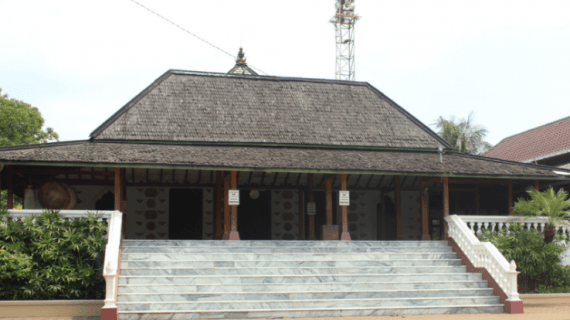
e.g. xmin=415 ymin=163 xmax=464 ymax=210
xmin=62 ymin=183 xmax=77 ymax=209
xmin=38 ymin=182 xmax=71 ymax=209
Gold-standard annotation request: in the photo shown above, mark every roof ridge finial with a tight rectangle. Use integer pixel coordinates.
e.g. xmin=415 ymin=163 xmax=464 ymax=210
xmin=237 ymin=47 xmax=246 ymax=65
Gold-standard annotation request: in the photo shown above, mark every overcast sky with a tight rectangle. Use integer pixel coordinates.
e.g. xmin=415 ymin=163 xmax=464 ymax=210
xmin=1 ymin=0 xmax=569 ymax=146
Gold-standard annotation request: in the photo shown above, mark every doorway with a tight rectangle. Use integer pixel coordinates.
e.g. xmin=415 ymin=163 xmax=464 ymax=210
xmin=304 ymin=191 xmax=337 ymax=239
xmin=238 ymin=189 xmax=272 ymax=240
xmin=169 ymin=189 xmax=203 ymax=240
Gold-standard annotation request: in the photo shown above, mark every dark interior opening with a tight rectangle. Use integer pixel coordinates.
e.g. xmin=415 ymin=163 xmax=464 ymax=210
xmin=238 ymin=189 xmax=272 ymax=240
xmin=95 ymin=191 xmax=114 ymax=210
xmin=169 ymin=189 xmax=203 ymax=240
xmin=305 ymin=191 xmax=337 ymax=239
xmin=382 ymin=196 xmax=397 ymax=240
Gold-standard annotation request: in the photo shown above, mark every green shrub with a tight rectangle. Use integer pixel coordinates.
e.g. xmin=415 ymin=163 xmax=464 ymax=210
xmin=479 ymin=224 xmax=570 ymax=293
xmin=0 ymin=209 xmax=107 ymax=300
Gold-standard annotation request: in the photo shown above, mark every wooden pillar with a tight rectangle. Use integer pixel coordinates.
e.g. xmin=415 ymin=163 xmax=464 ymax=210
xmin=214 ymin=171 xmax=223 ymax=239
xmin=325 ymin=177 xmax=333 ymax=226
xmin=380 ymin=199 xmax=386 ymax=240
xmin=508 ymin=180 xmax=513 ymax=215
xmin=420 ymin=178 xmax=431 ymax=240
xmin=308 ymin=174 xmax=316 ymax=240
xmin=222 ymin=172 xmax=231 ymax=240
xmin=340 ymin=174 xmax=351 ymax=240
xmin=229 ymin=170 xmax=240 ymax=240
xmin=395 ymin=176 xmax=402 ymax=239
xmin=443 ymin=177 xmax=450 ymax=240
xmin=534 ymin=180 xmax=540 ymax=192
xmin=7 ymin=166 xmax=13 ymax=209
xmin=114 ymin=168 xmax=122 ymax=211
xmin=298 ymin=191 xmax=305 ymax=240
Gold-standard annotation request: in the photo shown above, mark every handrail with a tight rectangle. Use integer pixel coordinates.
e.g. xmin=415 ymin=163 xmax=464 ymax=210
xmin=459 ymin=215 xmax=570 ymax=240
xmin=446 ymin=214 xmax=520 ymax=302
xmin=5 ymin=209 xmax=123 ymax=310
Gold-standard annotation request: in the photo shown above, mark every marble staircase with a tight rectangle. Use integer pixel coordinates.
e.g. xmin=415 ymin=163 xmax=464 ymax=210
xmin=117 ymin=240 xmax=503 ymax=319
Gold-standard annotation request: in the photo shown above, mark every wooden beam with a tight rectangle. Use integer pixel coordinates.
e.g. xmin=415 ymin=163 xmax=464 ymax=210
xmin=229 ymin=170 xmax=240 ymax=240
xmin=214 ymin=171 xmax=223 ymax=239
xmin=222 ymin=172 xmax=230 ymax=240
xmin=476 ymin=188 xmax=480 ymax=215
xmin=325 ymin=178 xmax=333 ymax=226
xmin=443 ymin=176 xmax=450 ymax=240
xmin=14 ymin=168 xmax=115 ymax=176
xmin=7 ymin=166 xmax=13 ymax=209
xmin=420 ymin=178 xmax=431 ymax=240
xmin=424 ymin=178 xmax=510 ymax=185
xmin=395 ymin=176 xmax=402 ymax=239
xmin=534 ymin=180 xmax=540 ymax=192
xmin=340 ymin=173 xmax=351 ymax=240
xmin=114 ymin=168 xmax=121 ymax=211
xmin=308 ymin=174 xmax=316 ymax=240
xmin=508 ymin=180 xmax=513 ymax=216
xmin=380 ymin=198 xmax=386 ymax=240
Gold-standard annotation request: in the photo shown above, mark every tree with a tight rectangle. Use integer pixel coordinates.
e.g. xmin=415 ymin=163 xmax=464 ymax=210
xmin=434 ymin=111 xmax=492 ymax=155
xmin=0 ymin=88 xmax=59 ymax=147
xmin=513 ymin=187 xmax=570 ymax=243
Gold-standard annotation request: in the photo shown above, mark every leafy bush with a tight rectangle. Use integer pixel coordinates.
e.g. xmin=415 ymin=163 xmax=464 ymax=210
xmin=0 ymin=209 xmax=107 ymax=300
xmin=479 ymin=224 xmax=570 ymax=293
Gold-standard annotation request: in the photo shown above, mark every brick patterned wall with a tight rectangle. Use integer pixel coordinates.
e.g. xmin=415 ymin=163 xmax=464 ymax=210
xmin=335 ymin=190 xmax=381 ymax=240
xmin=401 ymin=191 xmax=422 ymax=240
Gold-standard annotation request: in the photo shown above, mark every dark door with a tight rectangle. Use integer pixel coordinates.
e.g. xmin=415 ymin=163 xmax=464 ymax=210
xmin=169 ymin=189 xmax=203 ymax=240
xmin=238 ymin=189 xmax=272 ymax=240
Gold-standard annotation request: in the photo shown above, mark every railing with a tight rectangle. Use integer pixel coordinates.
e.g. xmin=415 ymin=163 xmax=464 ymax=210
xmin=459 ymin=215 xmax=570 ymax=240
xmin=4 ymin=209 xmax=123 ymax=310
xmin=445 ymin=215 xmax=520 ymax=302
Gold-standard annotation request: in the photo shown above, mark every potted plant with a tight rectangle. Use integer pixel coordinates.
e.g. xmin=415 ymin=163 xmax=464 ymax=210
xmin=513 ymin=187 xmax=570 ymax=243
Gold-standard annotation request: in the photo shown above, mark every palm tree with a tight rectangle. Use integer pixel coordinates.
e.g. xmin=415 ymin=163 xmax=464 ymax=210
xmin=513 ymin=187 xmax=570 ymax=243
xmin=434 ymin=111 xmax=492 ymax=155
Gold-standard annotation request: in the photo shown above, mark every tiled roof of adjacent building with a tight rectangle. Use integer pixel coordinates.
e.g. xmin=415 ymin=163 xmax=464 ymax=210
xmin=89 ymin=70 xmax=451 ymax=150
xmin=485 ymin=116 xmax=570 ymax=162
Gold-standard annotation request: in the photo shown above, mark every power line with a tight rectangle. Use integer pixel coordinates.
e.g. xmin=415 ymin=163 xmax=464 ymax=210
xmin=128 ymin=0 xmax=268 ymax=75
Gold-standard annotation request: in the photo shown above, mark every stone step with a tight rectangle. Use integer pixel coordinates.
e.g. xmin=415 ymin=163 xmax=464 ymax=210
xmin=121 ymin=259 xmax=463 ymax=268
xmin=119 ymin=266 xmax=467 ymax=276
xmin=122 ymin=240 xmax=450 ymax=248
xmin=117 ymin=305 xmax=504 ymax=319
xmin=118 ymin=280 xmax=490 ymax=293
xmin=117 ymin=288 xmax=495 ymax=302
xmin=117 ymin=296 xmax=501 ymax=311
xmin=118 ymin=273 xmax=483 ymax=285
xmin=122 ymin=252 xmax=458 ymax=261
xmin=121 ymin=246 xmax=453 ymax=254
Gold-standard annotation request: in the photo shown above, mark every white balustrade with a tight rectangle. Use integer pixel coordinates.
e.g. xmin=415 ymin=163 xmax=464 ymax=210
xmin=459 ymin=215 xmax=570 ymax=241
xmin=446 ymin=215 xmax=521 ymax=302
xmin=5 ymin=209 xmax=123 ymax=310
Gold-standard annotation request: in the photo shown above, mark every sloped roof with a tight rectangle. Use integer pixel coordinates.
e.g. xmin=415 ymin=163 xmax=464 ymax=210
xmin=90 ymin=70 xmax=450 ymax=150
xmin=0 ymin=141 xmax=565 ymax=179
xmin=486 ymin=116 xmax=570 ymax=162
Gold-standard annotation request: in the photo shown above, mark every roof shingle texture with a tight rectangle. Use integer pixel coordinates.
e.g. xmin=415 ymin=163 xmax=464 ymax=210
xmin=0 ymin=141 xmax=560 ymax=178
xmin=91 ymin=72 xmax=444 ymax=149
xmin=486 ymin=116 xmax=570 ymax=162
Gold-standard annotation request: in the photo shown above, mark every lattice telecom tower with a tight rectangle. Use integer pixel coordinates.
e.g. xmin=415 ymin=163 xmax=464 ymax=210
xmin=330 ymin=0 xmax=359 ymax=81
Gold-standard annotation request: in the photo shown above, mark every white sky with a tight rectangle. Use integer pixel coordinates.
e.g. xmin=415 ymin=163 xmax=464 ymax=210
xmin=1 ymin=0 xmax=569 ymax=146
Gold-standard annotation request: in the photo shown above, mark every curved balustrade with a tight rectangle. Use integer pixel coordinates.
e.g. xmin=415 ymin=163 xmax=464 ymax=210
xmin=446 ymin=215 xmax=520 ymax=302
xmin=459 ymin=215 xmax=570 ymax=240
xmin=5 ymin=209 xmax=123 ymax=310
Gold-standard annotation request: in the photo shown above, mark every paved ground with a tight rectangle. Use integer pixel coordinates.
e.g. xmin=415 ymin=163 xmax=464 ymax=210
xmin=2 ymin=294 xmax=570 ymax=320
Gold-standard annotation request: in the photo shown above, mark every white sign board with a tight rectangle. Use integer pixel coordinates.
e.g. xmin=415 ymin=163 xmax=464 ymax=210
xmin=307 ymin=202 xmax=316 ymax=216
xmin=339 ymin=190 xmax=350 ymax=206
xmin=228 ymin=190 xmax=240 ymax=205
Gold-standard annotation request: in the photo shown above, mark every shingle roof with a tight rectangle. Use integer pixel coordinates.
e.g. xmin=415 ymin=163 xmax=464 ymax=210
xmin=485 ymin=116 xmax=570 ymax=162
xmin=90 ymin=70 xmax=451 ymax=150
xmin=0 ymin=141 xmax=564 ymax=179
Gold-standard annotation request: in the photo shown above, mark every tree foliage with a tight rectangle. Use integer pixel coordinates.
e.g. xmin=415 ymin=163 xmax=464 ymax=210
xmin=0 ymin=209 xmax=107 ymax=300
xmin=514 ymin=187 xmax=570 ymax=226
xmin=479 ymin=224 xmax=570 ymax=293
xmin=434 ymin=111 xmax=492 ymax=155
xmin=0 ymin=88 xmax=59 ymax=147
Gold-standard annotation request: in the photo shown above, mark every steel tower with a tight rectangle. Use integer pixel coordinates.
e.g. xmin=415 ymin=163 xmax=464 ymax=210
xmin=330 ymin=0 xmax=359 ymax=81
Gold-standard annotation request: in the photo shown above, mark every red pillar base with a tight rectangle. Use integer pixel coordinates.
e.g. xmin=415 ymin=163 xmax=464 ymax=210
xmin=421 ymin=233 xmax=432 ymax=240
xmin=340 ymin=232 xmax=351 ymax=241
xmin=505 ymin=300 xmax=524 ymax=313
xmin=229 ymin=231 xmax=240 ymax=240
xmin=321 ymin=225 xmax=339 ymax=240
xmin=101 ymin=307 xmax=117 ymax=320
xmin=222 ymin=232 xmax=230 ymax=240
